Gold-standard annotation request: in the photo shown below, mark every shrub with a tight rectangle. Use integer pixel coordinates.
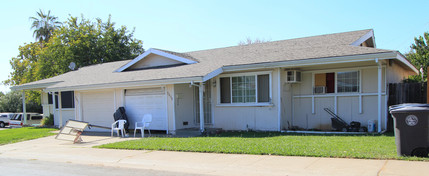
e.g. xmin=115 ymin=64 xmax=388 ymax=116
xmin=41 ymin=114 xmax=54 ymax=126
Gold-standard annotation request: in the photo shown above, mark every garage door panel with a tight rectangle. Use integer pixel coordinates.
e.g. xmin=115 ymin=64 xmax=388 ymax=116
xmin=82 ymin=91 xmax=114 ymax=131
xmin=125 ymin=89 xmax=167 ymax=130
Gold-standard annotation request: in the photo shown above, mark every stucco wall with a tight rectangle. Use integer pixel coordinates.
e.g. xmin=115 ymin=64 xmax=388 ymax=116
xmin=212 ymin=69 xmax=280 ymax=131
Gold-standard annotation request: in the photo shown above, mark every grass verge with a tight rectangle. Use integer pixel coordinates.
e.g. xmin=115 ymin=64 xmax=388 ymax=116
xmin=96 ymin=132 xmax=428 ymax=161
xmin=0 ymin=127 xmax=57 ymax=145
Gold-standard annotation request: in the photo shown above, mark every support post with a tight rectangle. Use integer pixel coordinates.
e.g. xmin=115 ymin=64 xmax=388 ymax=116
xmin=199 ymin=82 xmax=205 ymax=133
xmin=22 ymin=90 xmax=27 ymax=125
xmin=377 ymin=59 xmax=382 ymax=132
xmin=58 ymin=91 xmax=63 ymax=128
xmin=52 ymin=92 xmax=56 ymax=124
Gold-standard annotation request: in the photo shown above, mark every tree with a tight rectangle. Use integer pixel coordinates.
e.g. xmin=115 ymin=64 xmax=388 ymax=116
xmin=4 ymin=14 xmax=144 ymax=109
xmin=30 ymin=9 xmax=61 ymax=43
xmin=0 ymin=91 xmax=41 ymax=113
xmin=405 ymin=32 xmax=429 ymax=82
xmin=238 ymin=37 xmax=271 ymax=46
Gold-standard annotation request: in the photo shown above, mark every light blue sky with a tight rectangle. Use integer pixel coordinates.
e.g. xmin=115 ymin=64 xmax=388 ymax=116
xmin=1 ymin=0 xmax=428 ymax=93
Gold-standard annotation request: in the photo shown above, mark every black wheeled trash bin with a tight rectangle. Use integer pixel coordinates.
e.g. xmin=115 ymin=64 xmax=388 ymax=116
xmin=389 ymin=104 xmax=429 ymax=157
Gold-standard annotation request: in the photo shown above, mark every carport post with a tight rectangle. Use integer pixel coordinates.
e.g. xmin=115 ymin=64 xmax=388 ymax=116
xmin=22 ymin=90 xmax=27 ymax=125
xmin=58 ymin=91 xmax=63 ymax=128
xmin=199 ymin=82 xmax=204 ymax=133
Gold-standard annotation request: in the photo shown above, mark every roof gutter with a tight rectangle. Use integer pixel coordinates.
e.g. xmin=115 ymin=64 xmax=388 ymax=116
xmin=395 ymin=52 xmax=419 ymax=74
xmin=44 ymin=76 xmax=203 ymax=92
xmin=221 ymin=52 xmax=397 ymax=72
xmin=11 ymin=81 xmax=63 ymax=91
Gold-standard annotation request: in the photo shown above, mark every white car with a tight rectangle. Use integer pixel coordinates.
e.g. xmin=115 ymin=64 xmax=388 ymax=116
xmin=0 ymin=113 xmax=14 ymax=128
xmin=9 ymin=113 xmax=44 ymax=127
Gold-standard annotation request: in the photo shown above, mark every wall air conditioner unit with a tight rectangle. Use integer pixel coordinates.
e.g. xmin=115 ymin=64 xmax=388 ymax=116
xmin=286 ymin=70 xmax=301 ymax=83
xmin=313 ymin=86 xmax=326 ymax=94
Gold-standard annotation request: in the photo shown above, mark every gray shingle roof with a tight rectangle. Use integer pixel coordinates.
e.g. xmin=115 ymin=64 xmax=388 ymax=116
xmin=13 ymin=29 xmax=402 ymax=90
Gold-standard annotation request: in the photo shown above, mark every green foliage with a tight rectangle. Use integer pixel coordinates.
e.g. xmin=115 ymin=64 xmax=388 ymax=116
xmin=41 ymin=113 xmax=54 ymax=126
xmin=0 ymin=91 xmax=42 ymax=113
xmin=97 ymin=132 xmax=426 ymax=161
xmin=406 ymin=32 xmax=429 ymax=82
xmin=402 ymin=75 xmax=424 ymax=83
xmin=0 ymin=127 xmax=56 ymax=145
xmin=30 ymin=9 xmax=61 ymax=43
xmin=4 ymin=13 xmax=144 ymax=108
xmin=6 ymin=14 xmax=144 ymax=85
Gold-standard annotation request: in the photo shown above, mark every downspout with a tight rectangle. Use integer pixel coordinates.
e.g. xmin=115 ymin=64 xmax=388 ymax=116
xmin=22 ymin=91 xmax=27 ymax=125
xmin=376 ymin=58 xmax=382 ymax=132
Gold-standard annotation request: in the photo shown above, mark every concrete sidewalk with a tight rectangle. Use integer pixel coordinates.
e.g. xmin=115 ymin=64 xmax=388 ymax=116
xmin=0 ymin=135 xmax=428 ymax=176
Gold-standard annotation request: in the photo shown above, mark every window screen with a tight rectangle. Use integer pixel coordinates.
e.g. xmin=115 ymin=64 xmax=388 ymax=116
xmin=55 ymin=91 xmax=75 ymax=108
xmin=257 ymin=74 xmax=269 ymax=102
xmin=220 ymin=77 xmax=231 ymax=103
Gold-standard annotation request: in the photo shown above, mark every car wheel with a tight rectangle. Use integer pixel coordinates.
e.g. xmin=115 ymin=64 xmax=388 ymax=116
xmin=0 ymin=122 xmax=5 ymax=128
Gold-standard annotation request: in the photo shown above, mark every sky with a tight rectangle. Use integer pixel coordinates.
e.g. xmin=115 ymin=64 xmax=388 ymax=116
xmin=0 ymin=0 xmax=428 ymax=93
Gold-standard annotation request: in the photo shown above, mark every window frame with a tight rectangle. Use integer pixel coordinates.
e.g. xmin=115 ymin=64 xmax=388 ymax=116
xmin=336 ymin=71 xmax=360 ymax=93
xmin=312 ymin=69 xmax=361 ymax=94
xmin=53 ymin=91 xmax=75 ymax=109
xmin=217 ymin=71 xmax=273 ymax=106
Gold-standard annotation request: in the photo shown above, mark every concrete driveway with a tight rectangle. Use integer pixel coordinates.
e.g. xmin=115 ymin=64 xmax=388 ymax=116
xmin=0 ymin=134 xmax=428 ymax=176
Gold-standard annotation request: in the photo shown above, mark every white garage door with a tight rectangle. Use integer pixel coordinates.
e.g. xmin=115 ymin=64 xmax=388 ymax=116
xmin=81 ymin=90 xmax=114 ymax=131
xmin=125 ymin=87 xmax=167 ymax=130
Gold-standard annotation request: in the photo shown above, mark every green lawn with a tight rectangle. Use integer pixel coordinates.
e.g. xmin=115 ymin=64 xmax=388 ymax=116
xmin=0 ymin=127 xmax=57 ymax=145
xmin=97 ymin=132 xmax=428 ymax=161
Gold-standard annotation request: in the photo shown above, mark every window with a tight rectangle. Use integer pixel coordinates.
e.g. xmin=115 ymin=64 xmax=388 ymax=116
xmin=220 ymin=73 xmax=270 ymax=104
xmin=313 ymin=71 xmax=359 ymax=94
xmin=54 ymin=91 xmax=75 ymax=109
xmin=337 ymin=71 xmax=359 ymax=93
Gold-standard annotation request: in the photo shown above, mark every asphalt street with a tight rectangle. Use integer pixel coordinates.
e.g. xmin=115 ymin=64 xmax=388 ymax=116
xmin=0 ymin=158 xmax=202 ymax=176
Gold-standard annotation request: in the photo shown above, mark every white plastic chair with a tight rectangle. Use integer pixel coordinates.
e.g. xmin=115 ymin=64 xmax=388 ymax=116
xmin=134 ymin=114 xmax=152 ymax=137
xmin=111 ymin=120 xmax=127 ymax=137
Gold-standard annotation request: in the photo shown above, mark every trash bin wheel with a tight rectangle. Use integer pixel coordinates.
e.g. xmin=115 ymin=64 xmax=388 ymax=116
xmin=411 ymin=148 xmax=428 ymax=157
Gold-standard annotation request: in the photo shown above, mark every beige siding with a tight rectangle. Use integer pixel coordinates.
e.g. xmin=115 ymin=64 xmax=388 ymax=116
xmin=129 ymin=54 xmax=182 ymax=70
xmin=212 ymin=69 xmax=280 ymax=131
xmin=387 ymin=60 xmax=417 ymax=83
xmin=290 ymin=67 xmax=387 ymax=131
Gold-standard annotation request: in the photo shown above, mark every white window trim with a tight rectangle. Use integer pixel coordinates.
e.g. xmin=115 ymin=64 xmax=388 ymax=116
xmin=217 ymin=71 xmax=273 ymax=106
xmin=336 ymin=70 xmax=360 ymax=94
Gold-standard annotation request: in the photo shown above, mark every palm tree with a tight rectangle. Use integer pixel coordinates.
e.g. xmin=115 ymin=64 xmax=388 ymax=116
xmin=29 ymin=9 xmax=61 ymax=44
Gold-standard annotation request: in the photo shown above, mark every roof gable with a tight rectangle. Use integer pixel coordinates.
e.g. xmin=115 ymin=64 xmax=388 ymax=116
xmin=350 ymin=29 xmax=375 ymax=47
xmin=115 ymin=48 xmax=198 ymax=72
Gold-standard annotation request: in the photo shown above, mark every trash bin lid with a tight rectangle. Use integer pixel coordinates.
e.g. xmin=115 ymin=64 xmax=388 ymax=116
xmin=389 ymin=103 xmax=429 ymax=113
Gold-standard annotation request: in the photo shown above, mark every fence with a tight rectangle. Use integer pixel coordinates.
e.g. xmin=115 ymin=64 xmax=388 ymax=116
xmin=387 ymin=82 xmax=427 ymax=131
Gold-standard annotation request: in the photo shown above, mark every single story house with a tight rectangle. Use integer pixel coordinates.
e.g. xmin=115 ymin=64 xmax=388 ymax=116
xmin=12 ymin=29 xmax=417 ymax=134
